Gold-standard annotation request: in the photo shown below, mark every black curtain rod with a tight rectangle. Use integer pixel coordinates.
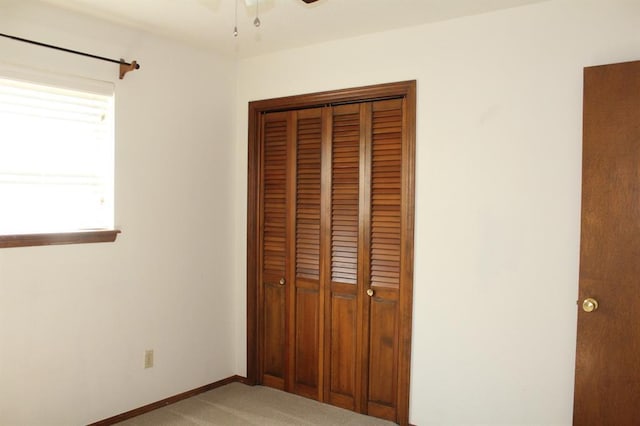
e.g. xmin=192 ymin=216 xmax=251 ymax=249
xmin=0 ymin=32 xmax=140 ymax=79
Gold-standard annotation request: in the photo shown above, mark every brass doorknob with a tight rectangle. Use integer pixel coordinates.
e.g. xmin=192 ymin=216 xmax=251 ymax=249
xmin=582 ymin=298 xmax=599 ymax=313
xmin=366 ymin=288 xmax=374 ymax=297
xmin=279 ymin=277 xmax=286 ymax=286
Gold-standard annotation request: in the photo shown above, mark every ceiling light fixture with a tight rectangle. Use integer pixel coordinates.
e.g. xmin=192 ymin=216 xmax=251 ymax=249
xmin=234 ymin=0 xmax=320 ymax=37
xmin=233 ymin=0 xmax=239 ymax=36
xmin=253 ymin=0 xmax=261 ymax=27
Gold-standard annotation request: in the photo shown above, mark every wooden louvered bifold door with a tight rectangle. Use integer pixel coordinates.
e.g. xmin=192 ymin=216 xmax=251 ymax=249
xmin=291 ymin=108 xmax=323 ymax=399
xmin=324 ymin=99 xmax=407 ymax=422
xmin=260 ymin=111 xmax=289 ymax=390
xmin=254 ymin=82 xmax=414 ymax=425
xmin=366 ymin=99 xmax=404 ymax=421
xmin=326 ymin=103 xmax=363 ymax=411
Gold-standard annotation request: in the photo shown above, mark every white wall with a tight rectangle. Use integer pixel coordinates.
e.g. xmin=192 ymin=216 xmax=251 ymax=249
xmin=2 ymin=0 xmax=638 ymax=425
xmin=233 ymin=0 xmax=640 ymax=424
xmin=0 ymin=1 xmax=237 ymax=425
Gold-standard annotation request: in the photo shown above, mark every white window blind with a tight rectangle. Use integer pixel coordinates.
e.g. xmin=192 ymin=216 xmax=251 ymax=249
xmin=0 ymin=72 xmax=114 ymax=235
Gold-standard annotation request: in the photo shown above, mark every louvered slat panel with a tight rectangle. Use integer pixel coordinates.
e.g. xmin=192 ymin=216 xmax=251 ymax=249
xmin=370 ymin=103 xmax=402 ymax=288
xmin=331 ymin=110 xmax=360 ymax=284
xmin=296 ymin=114 xmax=322 ymax=279
xmin=261 ymin=112 xmax=289 ymax=387
xmin=263 ymin=117 xmax=288 ymax=277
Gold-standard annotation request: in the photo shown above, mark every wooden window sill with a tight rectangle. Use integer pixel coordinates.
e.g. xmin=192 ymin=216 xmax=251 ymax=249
xmin=0 ymin=229 xmax=121 ymax=249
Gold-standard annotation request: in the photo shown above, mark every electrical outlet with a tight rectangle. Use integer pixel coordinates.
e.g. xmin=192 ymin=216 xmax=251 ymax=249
xmin=144 ymin=349 xmax=154 ymax=369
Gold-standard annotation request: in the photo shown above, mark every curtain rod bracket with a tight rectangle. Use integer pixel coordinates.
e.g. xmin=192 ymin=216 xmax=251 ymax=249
xmin=119 ymin=59 xmax=139 ymax=80
xmin=0 ymin=33 xmax=141 ymax=80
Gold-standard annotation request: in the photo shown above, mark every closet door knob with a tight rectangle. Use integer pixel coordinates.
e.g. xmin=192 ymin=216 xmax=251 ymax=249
xmin=582 ymin=298 xmax=598 ymax=312
xmin=279 ymin=277 xmax=286 ymax=286
xmin=366 ymin=288 xmax=374 ymax=297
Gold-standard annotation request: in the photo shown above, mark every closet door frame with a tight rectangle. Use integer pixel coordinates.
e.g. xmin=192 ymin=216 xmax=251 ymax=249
xmin=246 ymin=80 xmax=416 ymax=425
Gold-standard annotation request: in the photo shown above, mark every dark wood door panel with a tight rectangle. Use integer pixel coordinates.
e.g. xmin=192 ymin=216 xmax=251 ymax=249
xmin=260 ymin=111 xmax=289 ymax=389
xmin=294 ymin=286 xmax=320 ymax=398
xmin=292 ymin=108 xmax=323 ymax=399
xmin=364 ymin=99 xmax=404 ymax=422
xmin=328 ymin=287 xmax=358 ymax=410
xmin=295 ymin=109 xmax=322 ymax=281
xmin=325 ymin=103 xmax=363 ymax=411
xmin=249 ymin=81 xmax=416 ymax=425
xmin=370 ymin=99 xmax=403 ymax=291
xmin=262 ymin=282 xmax=286 ymax=388
xmin=574 ymin=60 xmax=640 ymax=425
xmin=331 ymin=104 xmax=361 ymax=285
xmin=366 ymin=288 xmax=399 ymax=422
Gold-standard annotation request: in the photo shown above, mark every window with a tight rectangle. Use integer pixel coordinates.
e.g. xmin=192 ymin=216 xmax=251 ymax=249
xmin=0 ymin=66 xmax=119 ymax=247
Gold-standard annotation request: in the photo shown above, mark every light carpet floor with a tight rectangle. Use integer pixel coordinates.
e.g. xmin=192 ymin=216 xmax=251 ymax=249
xmin=116 ymin=382 xmax=395 ymax=426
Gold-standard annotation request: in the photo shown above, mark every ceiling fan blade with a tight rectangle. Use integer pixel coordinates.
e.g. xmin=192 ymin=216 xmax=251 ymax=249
xmin=301 ymin=0 xmax=319 ymax=3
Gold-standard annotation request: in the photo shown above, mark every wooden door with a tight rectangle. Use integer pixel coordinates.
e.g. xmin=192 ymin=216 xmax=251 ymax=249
xmin=290 ymin=107 xmax=323 ymax=399
xmin=248 ymin=81 xmax=416 ymax=426
xmin=365 ymin=98 xmax=408 ymax=421
xmin=259 ymin=111 xmax=289 ymax=390
xmin=324 ymin=98 xmax=411 ymax=422
xmin=258 ymin=108 xmax=324 ymax=398
xmin=325 ymin=103 xmax=364 ymax=410
xmin=574 ymin=60 xmax=640 ymax=425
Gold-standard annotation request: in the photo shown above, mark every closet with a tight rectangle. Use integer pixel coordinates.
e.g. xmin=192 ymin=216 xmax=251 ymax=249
xmin=246 ymin=81 xmax=415 ymax=425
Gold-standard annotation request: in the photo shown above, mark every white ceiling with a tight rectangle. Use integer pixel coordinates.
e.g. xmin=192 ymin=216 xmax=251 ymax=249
xmin=36 ymin=0 xmax=550 ymax=58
